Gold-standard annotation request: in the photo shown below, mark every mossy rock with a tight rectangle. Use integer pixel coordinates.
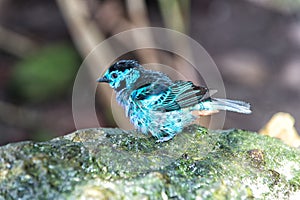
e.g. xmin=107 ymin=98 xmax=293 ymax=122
xmin=0 ymin=125 xmax=300 ymax=199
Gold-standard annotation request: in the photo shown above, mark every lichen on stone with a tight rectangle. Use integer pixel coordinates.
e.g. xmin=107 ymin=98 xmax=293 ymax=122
xmin=0 ymin=125 xmax=300 ymax=199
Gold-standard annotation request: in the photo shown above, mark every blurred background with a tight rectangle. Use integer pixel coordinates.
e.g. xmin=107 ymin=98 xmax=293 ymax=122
xmin=0 ymin=0 xmax=300 ymax=145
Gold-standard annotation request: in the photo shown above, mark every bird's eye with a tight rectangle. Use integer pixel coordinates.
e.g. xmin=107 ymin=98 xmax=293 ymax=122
xmin=112 ymin=73 xmax=118 ymax=79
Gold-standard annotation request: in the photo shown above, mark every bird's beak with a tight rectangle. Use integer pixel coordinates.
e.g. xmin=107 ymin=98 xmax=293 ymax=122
xmin=97 ymin=76 xmax=109 ymax=83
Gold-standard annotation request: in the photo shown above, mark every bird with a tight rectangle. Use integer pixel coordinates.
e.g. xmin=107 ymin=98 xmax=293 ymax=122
xmin=97 ymin=60 xmax=251 ymax=142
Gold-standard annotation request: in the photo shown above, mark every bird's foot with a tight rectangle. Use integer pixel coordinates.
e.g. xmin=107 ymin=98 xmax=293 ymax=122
xmin=155 ymin=135 xmax=174 ymax=143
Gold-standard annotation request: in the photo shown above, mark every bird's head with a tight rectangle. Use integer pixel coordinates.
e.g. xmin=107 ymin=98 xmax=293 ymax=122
xmin=97 ymin=60 xmax=141 ymax=90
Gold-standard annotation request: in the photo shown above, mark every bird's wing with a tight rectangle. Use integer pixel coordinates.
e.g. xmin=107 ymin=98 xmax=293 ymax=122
xmin=131 ymin=80 xmax=211 ymax=112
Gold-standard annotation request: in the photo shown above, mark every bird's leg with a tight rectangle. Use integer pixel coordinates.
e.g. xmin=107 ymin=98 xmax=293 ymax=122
xmin=155 ymin=130 xmax=176 ymax=143
xmin=155 ymin=135 xmax=174 ymax=143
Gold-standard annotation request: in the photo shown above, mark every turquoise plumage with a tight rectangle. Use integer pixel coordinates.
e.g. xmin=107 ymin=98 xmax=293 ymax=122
xmin=98 ymin=60 xmax=251 ymax=142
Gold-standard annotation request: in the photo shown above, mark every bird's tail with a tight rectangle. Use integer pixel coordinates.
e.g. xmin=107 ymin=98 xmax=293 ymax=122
xmin=209 ymin=98 xmax=252 ymax=114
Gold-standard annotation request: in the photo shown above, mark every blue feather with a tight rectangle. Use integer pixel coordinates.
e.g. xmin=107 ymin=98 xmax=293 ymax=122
xmin=98 ymin=60 xmax=252 ymax=142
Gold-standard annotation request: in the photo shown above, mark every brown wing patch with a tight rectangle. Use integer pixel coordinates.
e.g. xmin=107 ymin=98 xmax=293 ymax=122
xmin=192 ymin=110 xmax=219 ymax=116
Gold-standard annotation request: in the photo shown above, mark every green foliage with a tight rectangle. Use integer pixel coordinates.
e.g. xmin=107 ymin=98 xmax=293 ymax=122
xmin=10 ymin=43 xmax=80 ymax=103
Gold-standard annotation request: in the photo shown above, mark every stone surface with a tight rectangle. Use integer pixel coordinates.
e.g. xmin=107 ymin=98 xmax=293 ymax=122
xmin=0 ymin=126 xmax=300 ymax=199
xmin=260 ymin=112 xmax=300 ymax=148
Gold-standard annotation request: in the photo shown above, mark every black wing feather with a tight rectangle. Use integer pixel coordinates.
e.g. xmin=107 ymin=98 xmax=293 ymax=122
xmin=131 ymin=80 xmax=211 ymax=112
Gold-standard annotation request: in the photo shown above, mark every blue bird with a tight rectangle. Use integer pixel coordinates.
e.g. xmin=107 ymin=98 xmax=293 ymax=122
xmin=97 ymin=60 xmax=251 ymax=142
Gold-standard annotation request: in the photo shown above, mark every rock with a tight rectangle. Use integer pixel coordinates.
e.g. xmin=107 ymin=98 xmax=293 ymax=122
xmin=0 ymin=126 xmax=300 ymax=199
xmin=260 ymin=112 xmax=300 ymax=148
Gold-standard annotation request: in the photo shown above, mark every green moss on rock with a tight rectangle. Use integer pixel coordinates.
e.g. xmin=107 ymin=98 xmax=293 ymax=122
xmin=0 ymin=125 xmax=300 ymax=199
